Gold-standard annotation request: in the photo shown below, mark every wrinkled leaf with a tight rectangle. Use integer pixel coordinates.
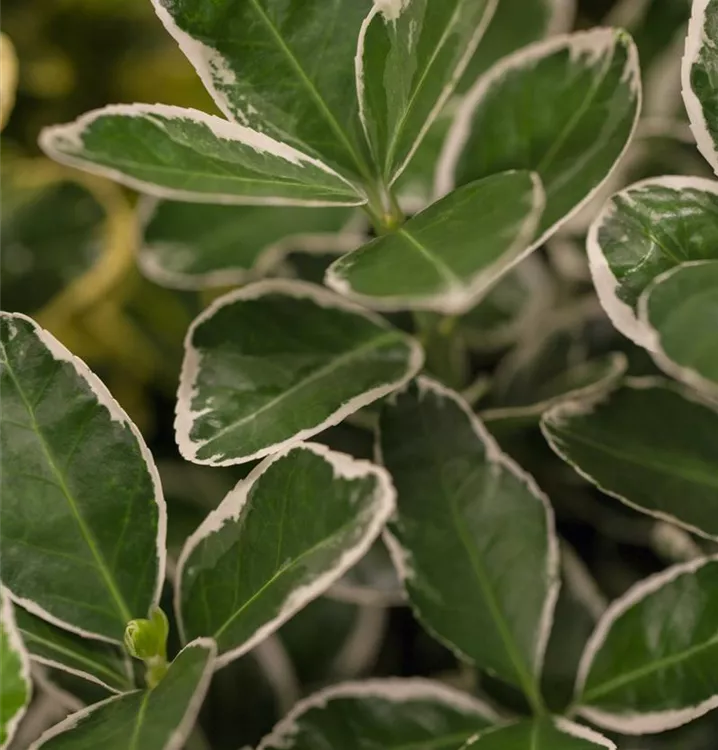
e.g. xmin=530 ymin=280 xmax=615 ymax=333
xmin=176 ymin=280 xmax=423 ymax=466
xmin=576 ymin=556 xmax=718 ymax=735
xmin=0 ymin=590 xmax=31 ymax=750
xmin=462 ymin=718 xmax=616 ymax=748
xmin=176 ymin=443 xmax=395 ymax=667
xmin=0 ymin=313 xmax=165 ymax=642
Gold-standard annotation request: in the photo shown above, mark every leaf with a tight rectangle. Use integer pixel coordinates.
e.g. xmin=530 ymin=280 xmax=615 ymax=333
xmin=13 ymin=605 xmax=133 ymax=694
xmin=39 ymin=104 xmax=365 ymax=207
xmin=0 ymin=590 xmax=31 ymax=750
xmin=176 ymin=442 xmax=395 ymax=667
xmin=541 ymin=381 xmax=718 ymax=540
xmin=257 ymin=678 xmax=498 ymax=750
xmin=379 ymin=378 xmax=559 ymax=709
xmin=437 ymin=29 xmax=641 ymax=249
xmin=587 ymin=176 xmax=718 ymax=348
xmin=0 ymin=313 xmax=166 ymax=642
xmin=326 ymin=171 xmax=545 ymax=313
xmin=150 ymin=0 xmax=374 ymax=178
xmin=462 ymin=718 xmax=616 ymax=749
xmin=0 ymin=33 xmax=18 ymax=131
xmin=357 ymin=0 xmax=498 ymax=182
xmin=575 ymin=556 xmax=718 ymax=735
xmin=31 ymin=638 xmax=216 ymax=750
xmin=138 ymin=197 xmax=358 ymax=289
xmin=329 ymin=539 xmax=404 ymax=607
xmin=682 ymin=0 xmax=718 ymax=173
xmin=638 ymin=260 xmax=718 ymax=399
xmin=175 ymin=279 xmax=423 ymax=466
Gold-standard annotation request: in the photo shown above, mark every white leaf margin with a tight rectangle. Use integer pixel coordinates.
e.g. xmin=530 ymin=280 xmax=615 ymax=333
xmin=29 ymin=638 xmax=216 ymax=750
xmin=682 ymin=0 xmax=718 ymax=175
xmin=540 ymin=378 xmax=718 ymax=542
xmin=38 ymin=104 xmax=367 ymax=208
xmin=586 ymin=174 xmax=718 ymax=350
xmin=637 ymin=259 xmax=718 ymax=400
xmin=175 ymin=278 xmax=424 ymax=466
xmin=435 ymin=28 xmax=642 ymax=250
xmin=461 ymin=717 xmax=617 ymax=748
xmin=175 ymin=441 xmax=397 ymax=669
xmin=0 ymin=312 xmax=167 ymax=645
xmin=0 ymin=588 xmax=32 ymax=750
xmin=379 ymin=375 xmax=561 ymax=685
xmin=575 ymin=555 xmax=718 ymax=735
xmin=257 ymin=676 xmax=500 ymax=750
xmin=325 ymin=171 xmax=546 ymax=315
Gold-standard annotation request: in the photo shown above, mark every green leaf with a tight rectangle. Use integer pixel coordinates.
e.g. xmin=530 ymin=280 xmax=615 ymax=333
xmin=39 ymin=105 xmax=365 ymax=207
xmin=357 ymin=0 xmax=497 ymax=182
xmin=329 ymin=539 xmax=404 ymax=607
xmin=575 ymin=556 xmax=718 ymax=735
xmin=462 ymin=718 xmax=616 ymax=749
xmin=379 ymin=378 xmax=559 ymax=709
xmin=13 ymin=605 xmax=132 ymax=694
xmin=437 ymin=29 xmax=641 ymax=248
xmin=587 ymin=176 xmax=718 ymax=348
xmin=175 ymin=280 xmax=423 ymax=466
xmin=0 ymin=313 xmax=166 ymax=642
xmin=682 ymin=0 xmax=718 ymax=174
xmin=326 ymin=171 xmax=544 ymax=313
xmin=31 ymin=638 xmax=216 ymax=750
xmin=0 ymin=590 xmax=31 ymax=750
xmin=176 ymin=442 xmax=395 ymax=667
xmin=257 ymin=678 xmax=498 ymax=750
xmin=541 ymin=381 xmax=718 ymax=540
xmin=139 ymin=197 xmax=358 ymax=289
xmin=150 ymin=0 xmax=374 ymax=178
xmin=638 ymin=260 xmax=718 ymax=399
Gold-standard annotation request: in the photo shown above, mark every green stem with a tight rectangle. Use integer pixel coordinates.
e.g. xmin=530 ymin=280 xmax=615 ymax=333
xmin=363 ymin=181 xmax=405 ymax=235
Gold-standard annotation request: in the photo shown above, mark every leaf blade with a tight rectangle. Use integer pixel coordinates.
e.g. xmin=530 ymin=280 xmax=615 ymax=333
xmin=463 ymin=718 xmax=616 ymax=749
xmin=0 ymin=590 xmax=32 ymax=750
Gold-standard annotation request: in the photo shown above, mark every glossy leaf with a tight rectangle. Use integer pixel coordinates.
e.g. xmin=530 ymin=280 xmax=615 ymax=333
xmin=639 ymin=260 xmax=718 ymax=398
xmin=0 ymin=313 xmax=166 ymax=642
xmin=576 ymin=556 xmax=718 ymax=735
xmin=326 ymin=171 xmax=544 ymax=313
xmin=0 ymin=590 xmax=31 ymax=750
xmin=357 ymin=0 xmax=497 ymax=182
xmin=175 ymin=279 xmax=423 ymax=466
xmin=683 ymin=0 xmax=718 ymax=173
xmin=139 ymin=198 xmax=357 ymax=289
xmin=258 ymin=678 xmax=498 ymax=750
xmin=32 ymin=639 xmax=216 ymax=750
xmin=437 ymin=29 xmax=641 ymax=249
xmin=39 ymin=105 xmax=365 ymax=207
xmin=14 ymin=605 xmax=132 ymax=694
xmin=176 ymin=443 xmax=395 ymax=667
xmin=379 ymin=378 xmax=559 ymax=708
xmin=462 ymin=718 xmax=616 ymax=749
xmin=150 ymin=0 xmax=373 ymax=178
xmin=587 ymin=176 xmax=718 ymax=347
xmin=541 ymin=381 xmax=718 ymax=540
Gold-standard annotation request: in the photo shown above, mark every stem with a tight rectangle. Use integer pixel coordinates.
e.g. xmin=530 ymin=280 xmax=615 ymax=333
xmin=363 ymin=181 xmax=405 ymax=235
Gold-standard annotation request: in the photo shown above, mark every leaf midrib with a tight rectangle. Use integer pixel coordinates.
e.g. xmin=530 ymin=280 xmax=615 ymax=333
xmin=397 ymin=228 xmax=463 ymax=289
xmin=0 ymin=344 xmax=133 ymax=627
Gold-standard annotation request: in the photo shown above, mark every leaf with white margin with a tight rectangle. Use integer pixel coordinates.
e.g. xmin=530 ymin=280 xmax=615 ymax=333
xmin=326 ymin=171 xmax=544 ymax=313
xmin=357 ymin=0 xmax=498 ymax=183
xmin=0 ymin=590 xmax=31 ymax=750
xmin=138 ymin=197 xmax=358 ymax=289
xmin=461 ymin=717 xmax=616 ymax=749
xmin=436 ymin=29 xmax=641 ymax=250
xmin=638 ymin=260 xmax=718 ymax=398
xmin=176 ymin=442 xmax=395 ymax=667
xmin=587 ymin=176 xmax=718 ymax=348
xmin=0 ymin=313 xmax=166 ymax=642
xmin=31 ymin=638 xmax=215 ymax=750
xmin=575 ymin=556 xmax=718 ymax=735
xmin=379 ymin=377 xmax=559 ymax=710
xmin=175 ymin=279 xmax=423 ymax=466
xmin=13 ymin=605 xmax=133 ymax=694
xmin=149 ymin=0 xmax=374 ymax=178
xmin=257 ymin=678 xmax=498 ymax=750
xmin=541 ymin=381 xmax=718 ymax=540
xmin=683 ymin=0 xmax=718 ymax=174
xmin=39 ymin=105 xmax=365 ymax=208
